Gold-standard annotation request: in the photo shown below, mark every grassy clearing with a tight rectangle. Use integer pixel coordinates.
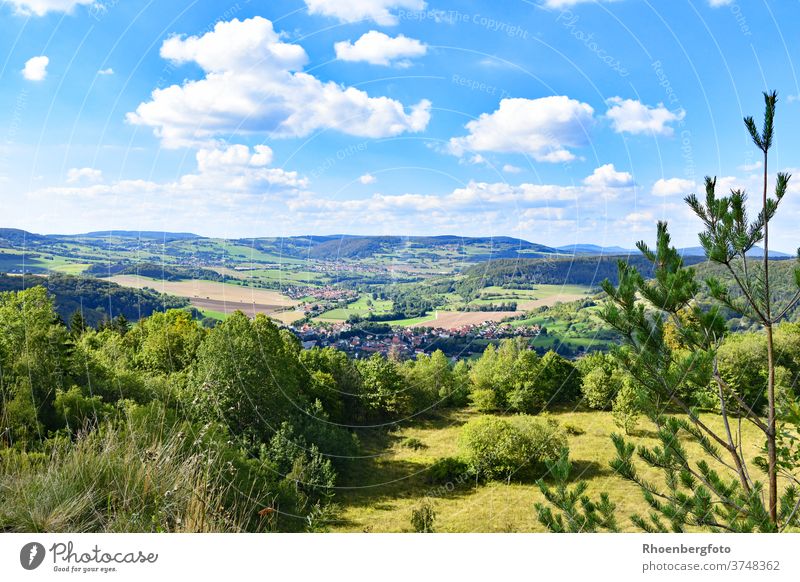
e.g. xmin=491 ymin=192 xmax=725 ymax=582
xmin=198 ymin=308 xmax=228 ymax=321
xmin=0 ymin=251 xmax=88 ymax=275
xmin=317 ymin=294 xmax=395 ymax=321
xmin=332 ymin=408 xmax=770 ymax=533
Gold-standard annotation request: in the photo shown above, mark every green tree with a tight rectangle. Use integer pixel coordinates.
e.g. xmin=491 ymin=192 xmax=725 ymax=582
xmin=403 ymin=350 xmax=454 ymax=412
xmin=69 ymin=310 xmax=87 ymax=337
xmin=0 ymin=286 xmax=71 ymax=444
xmin=356 ymin=353 xmax=409 ymax=420
xmin=190 ymin=312 xmax=307 ymax=445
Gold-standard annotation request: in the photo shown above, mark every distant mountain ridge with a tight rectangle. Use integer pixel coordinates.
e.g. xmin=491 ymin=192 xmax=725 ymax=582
xmin=557 ymin=244 xmax=636 ymax=255
xmin=73 ymin=230 xmax=202 ymax=241
xmin=0 ymin=228 xmax=794 ymax=260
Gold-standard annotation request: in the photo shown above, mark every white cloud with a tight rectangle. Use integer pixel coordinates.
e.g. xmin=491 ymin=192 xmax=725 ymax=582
xmin=619 ymin=210 xmax=655 ymax=232
xmin=359 ymin=173 xmax=377 ymax=185
xmin=606 ymin=97 xmax=685 ymax=136
xmin=448 ymin=96 xmax=594 ymax=162
xmin=708 ymin=0 xmax=732 ymax=6
xmin=503 ymin=164 xmax=523 ymax=174
xmin=738 ymin=160 xmax=762 ymax=172
xmin=6 ymin=0 xmax=95 ymax=16
xmin=651 ymin=177 xmax=696 ymax=197
xmin=34 ymin=144 xmax=306 ymax=205
xmin=185 ymin=144 xmax=306 ymax=190
xmin=291 ymin=165 xmax=620 ymax=218
xmin=97 ymin=68 xmax=114 ymax=76
xmin=304 ymin=0 xmax=425 ymax=25
xmin=335 ymin=31 xmax=426 ymax=66
xmin=127 ymin=17 xmax=431 ymax=148
xmin=66 ymin=167 xmax=103 ymax=183
xmin=22 ymin=56 xmax=49 ymax=81
xmin=583 ymin=163 xmax=634 ymax=194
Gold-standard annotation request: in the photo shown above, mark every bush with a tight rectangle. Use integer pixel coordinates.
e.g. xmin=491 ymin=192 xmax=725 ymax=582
xmin=401 ymin=437 xmax=427 ymax=450
xmin=458 ymin=415 xmax=567 ymax=481
xmin=426 ymin=456 xmax=470 ymax=485
xmin=410 ymin=501 xmax=436 ymax=533
xmin=612 ymin=378 xmax=641 ymax=435
xmin=563 ymin=422 xmax=585 ymax=436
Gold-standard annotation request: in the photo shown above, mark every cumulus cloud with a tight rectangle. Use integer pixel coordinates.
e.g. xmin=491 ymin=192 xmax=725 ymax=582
xmin=651 ymin=177 xmax=696 ymax=197
xmin=503 ymin=164 xmax=523 ymax=174
xmin=127 ymin=17 xmax=431 ymax=148
xmin=66 ymin=167 xmax=103 ymax=183
xmin=448 ymin=96 xmax=594 ymax=162
xmin=34 ymin=145 xmax=307 ymax=208
xmin=583 ymin=163 xmax=634 ymax=196
xmin=291 ymin=164 xmax=620 ymax=218
xmin=708 ymin=0 xmax=732 ymax=6
xmin=6 ymin=0 xmax=95 ymax=16
xmin=335 ymin=31 xmax=427 ymax=66
xmin=97 ymin=68 xmax=114 ymax=76
xmin=606 ymin=97 xmax=685 ymax=136
xmin=359 ymin=173 xmax=377 ymax=185
xmin=22 ymin=56 xmax=49 ymax=81
xmin=304 ymin=0 xmax=425 ymax=25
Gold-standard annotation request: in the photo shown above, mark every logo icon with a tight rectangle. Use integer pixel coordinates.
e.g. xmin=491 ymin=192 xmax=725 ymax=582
xmin=20 ymin=542 xmax=46 ymax=570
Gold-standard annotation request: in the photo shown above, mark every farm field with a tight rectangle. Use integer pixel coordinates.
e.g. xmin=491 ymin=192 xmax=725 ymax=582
xmin=332 ymin=408 xmax=769 ymax=533
xmin=0 ymin=249 xmax=89 ymax=275
xmin=190 ymin=297 xmax=305 ymax=323
xmin=314 ymin=295 xmax=395 ymax=321
xmin=410 ymin=310 xmax=519 ymax=329
xmin=108 ymin=274 xmax=297 ymax=305
xmin=464 ymin=284 xmax=593 ymax=309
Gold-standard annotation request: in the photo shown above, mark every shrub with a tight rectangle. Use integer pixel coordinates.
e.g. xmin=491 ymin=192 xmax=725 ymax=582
xmin=563 ymin=422 xmax=585 ymax=436
xmin=612 ymin=379 xmax=641 ymax=436
xmin=426 ymin=456 xmax=470 ymax=485
xmin=458 ymin=415 xmax=567 ymax=481
xmin=401 ymin=437 xmax=427 ymax=450
xmin=410 ymin=501 xmax=436 ymax=533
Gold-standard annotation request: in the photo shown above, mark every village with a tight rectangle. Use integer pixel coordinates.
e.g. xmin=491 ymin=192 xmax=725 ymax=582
xmin=289 ymin=318 xmax=543 ymax=360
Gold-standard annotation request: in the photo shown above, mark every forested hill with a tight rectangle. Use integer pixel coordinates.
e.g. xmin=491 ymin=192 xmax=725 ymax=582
xmin=458 ymin=254 xmax=796 ymax=289
xmin=458 ymin=255 xmax=702 ymax=288
xmin=247 ymin=234 xmax=560 ymax=261
xmin=0 ymin=273 xmax=190 ymax=326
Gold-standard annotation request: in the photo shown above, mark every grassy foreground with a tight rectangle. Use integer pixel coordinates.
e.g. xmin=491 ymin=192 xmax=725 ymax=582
xmin=331 ymin=408 xmax=768 ymax=532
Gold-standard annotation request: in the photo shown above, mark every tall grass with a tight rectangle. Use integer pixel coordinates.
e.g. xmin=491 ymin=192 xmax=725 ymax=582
xmin=0 ymin=412 xmax=281 ymax=533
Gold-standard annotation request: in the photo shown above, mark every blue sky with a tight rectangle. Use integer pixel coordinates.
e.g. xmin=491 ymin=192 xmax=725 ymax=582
xmin=2 ymin=0 xmax=800 ymax=250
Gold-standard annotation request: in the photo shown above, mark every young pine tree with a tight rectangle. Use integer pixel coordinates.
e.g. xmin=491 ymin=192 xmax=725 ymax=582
xmin=536 ymin=92 xmax=800 ymax=532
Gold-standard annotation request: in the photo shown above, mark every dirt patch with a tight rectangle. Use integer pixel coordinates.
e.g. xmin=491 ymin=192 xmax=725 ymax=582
xmin=108 ymin=275 xmax=297 ymax=306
